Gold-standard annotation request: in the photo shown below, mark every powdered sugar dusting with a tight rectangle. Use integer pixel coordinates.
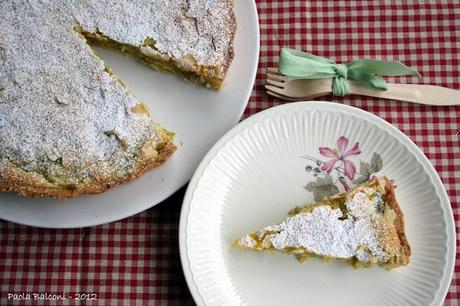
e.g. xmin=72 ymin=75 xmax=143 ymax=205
xmin=0 ymin=0 xmax=234 ymax=188
xmin=238 ymin=234 xmax=256 ymax=248
xmin=270 ymin=206 xmax=357 ymax=258
xmin=240 ymin=190 xmax=390 ymax=263
xmin=0 ymin=1 xmax=166 ymax=185
xmin=70 ymin=0 xmax=235 ymax=71
xmin=256 ymin=224 xmax=282 ymax=239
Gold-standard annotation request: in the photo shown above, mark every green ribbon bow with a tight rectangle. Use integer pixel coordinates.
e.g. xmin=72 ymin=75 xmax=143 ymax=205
xmin=278 ymin=48 xmax=421 ymax=96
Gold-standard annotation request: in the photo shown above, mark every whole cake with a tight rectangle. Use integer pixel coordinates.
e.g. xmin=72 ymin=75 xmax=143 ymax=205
xmin=234 ymin=177 xmax=411 ymax=269
xmin=0 ymin=0 xmax=236 ymax=198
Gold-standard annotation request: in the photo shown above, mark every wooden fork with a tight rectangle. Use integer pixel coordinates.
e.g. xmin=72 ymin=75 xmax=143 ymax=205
xmin=265 ymin=67 xmax=460 ymax=105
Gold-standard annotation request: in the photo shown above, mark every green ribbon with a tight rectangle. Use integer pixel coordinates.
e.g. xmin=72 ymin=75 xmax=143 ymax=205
xmin=278 ymin=48 xmax=421 ymax=96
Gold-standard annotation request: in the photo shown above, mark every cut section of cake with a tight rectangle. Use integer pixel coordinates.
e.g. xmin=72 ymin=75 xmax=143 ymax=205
xmin=233 ymin=177 xmax=411 ymax=269
xmin=0 ymin=0 xmax=236 ymax=198
xmin=71 ymin=0 xmax=236 ymax=89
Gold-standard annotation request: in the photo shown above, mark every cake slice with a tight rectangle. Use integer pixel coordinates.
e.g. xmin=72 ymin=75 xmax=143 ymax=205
xmin=71 ymin=0 xmax=236 ymax=89
xmin=233 ymin=177 xmax=411 ymax=269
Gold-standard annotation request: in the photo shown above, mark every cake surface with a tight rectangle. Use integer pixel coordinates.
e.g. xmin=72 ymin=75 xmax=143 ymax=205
xmin=234 ymin=177 xmax=411 ymax=269
xmin=0 ymin=0 xmax=236 ymax=199
xmin=72 ymin=0 xmax=236 ymax=88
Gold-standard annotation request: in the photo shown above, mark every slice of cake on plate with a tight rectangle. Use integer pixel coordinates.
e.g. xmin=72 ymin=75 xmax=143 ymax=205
xmin=233 ymin=177 xmax=411 ymax=269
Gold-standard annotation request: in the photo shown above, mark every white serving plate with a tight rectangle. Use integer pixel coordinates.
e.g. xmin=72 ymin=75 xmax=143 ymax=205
xmin=180 ymin=102 xmax=455 ymax=306
xmin=0 ymin=0 xmax=259 ymax=228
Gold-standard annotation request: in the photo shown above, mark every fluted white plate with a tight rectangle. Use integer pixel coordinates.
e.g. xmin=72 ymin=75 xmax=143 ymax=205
xmin=180 ymin=102 xmax=455 ymax=306
xmin=0 ymin=0 xmax=259 ymax=228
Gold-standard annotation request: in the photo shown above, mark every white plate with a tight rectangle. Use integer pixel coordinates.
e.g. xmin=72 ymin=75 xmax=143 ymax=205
xmin=0 ymin=0 xmax=259 ymax=228
xmin=180 ymin=102 xmax=455 ymax=306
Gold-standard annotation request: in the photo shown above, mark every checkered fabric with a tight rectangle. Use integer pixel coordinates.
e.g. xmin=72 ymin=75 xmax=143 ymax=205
xmin=0 ymin=1 xmax=459 ymax=305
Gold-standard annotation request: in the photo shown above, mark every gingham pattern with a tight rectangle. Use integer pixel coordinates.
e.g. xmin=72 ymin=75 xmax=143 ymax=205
xmin=1 ymin=1 xmax=459 ymax=305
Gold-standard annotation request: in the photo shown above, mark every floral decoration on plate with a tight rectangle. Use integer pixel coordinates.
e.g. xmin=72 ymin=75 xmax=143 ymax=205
xmin=302 ymin=136 xmax=383 ymax=201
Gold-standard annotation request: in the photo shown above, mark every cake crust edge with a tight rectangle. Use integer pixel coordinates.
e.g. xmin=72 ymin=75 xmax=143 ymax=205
xmin=383 ymin=179 xmax=411 ymax=267
xmin=0 ymin=140 xmax=176 ymax=199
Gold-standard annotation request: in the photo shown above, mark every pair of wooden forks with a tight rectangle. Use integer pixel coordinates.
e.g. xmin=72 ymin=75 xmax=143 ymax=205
xmin=265 ymin=67 xmax=460 ymax=106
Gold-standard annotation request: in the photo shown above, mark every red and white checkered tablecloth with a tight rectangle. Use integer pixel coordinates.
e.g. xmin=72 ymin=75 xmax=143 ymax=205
xmin=1 ymin=1 xmax=459 ymax=305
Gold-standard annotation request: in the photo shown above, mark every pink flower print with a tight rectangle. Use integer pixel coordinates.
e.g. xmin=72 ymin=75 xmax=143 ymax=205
xmin=319 ymin=136 xmax=361 ymax=180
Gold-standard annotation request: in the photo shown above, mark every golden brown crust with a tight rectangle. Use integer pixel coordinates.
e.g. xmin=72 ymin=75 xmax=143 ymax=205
xmin=382 ymin=178 xmax=411 ymax=266
xmin=0 ymin=141 xmax=176 ymax=199
xmin=220 ymin=11 xmax=236 ymax=83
